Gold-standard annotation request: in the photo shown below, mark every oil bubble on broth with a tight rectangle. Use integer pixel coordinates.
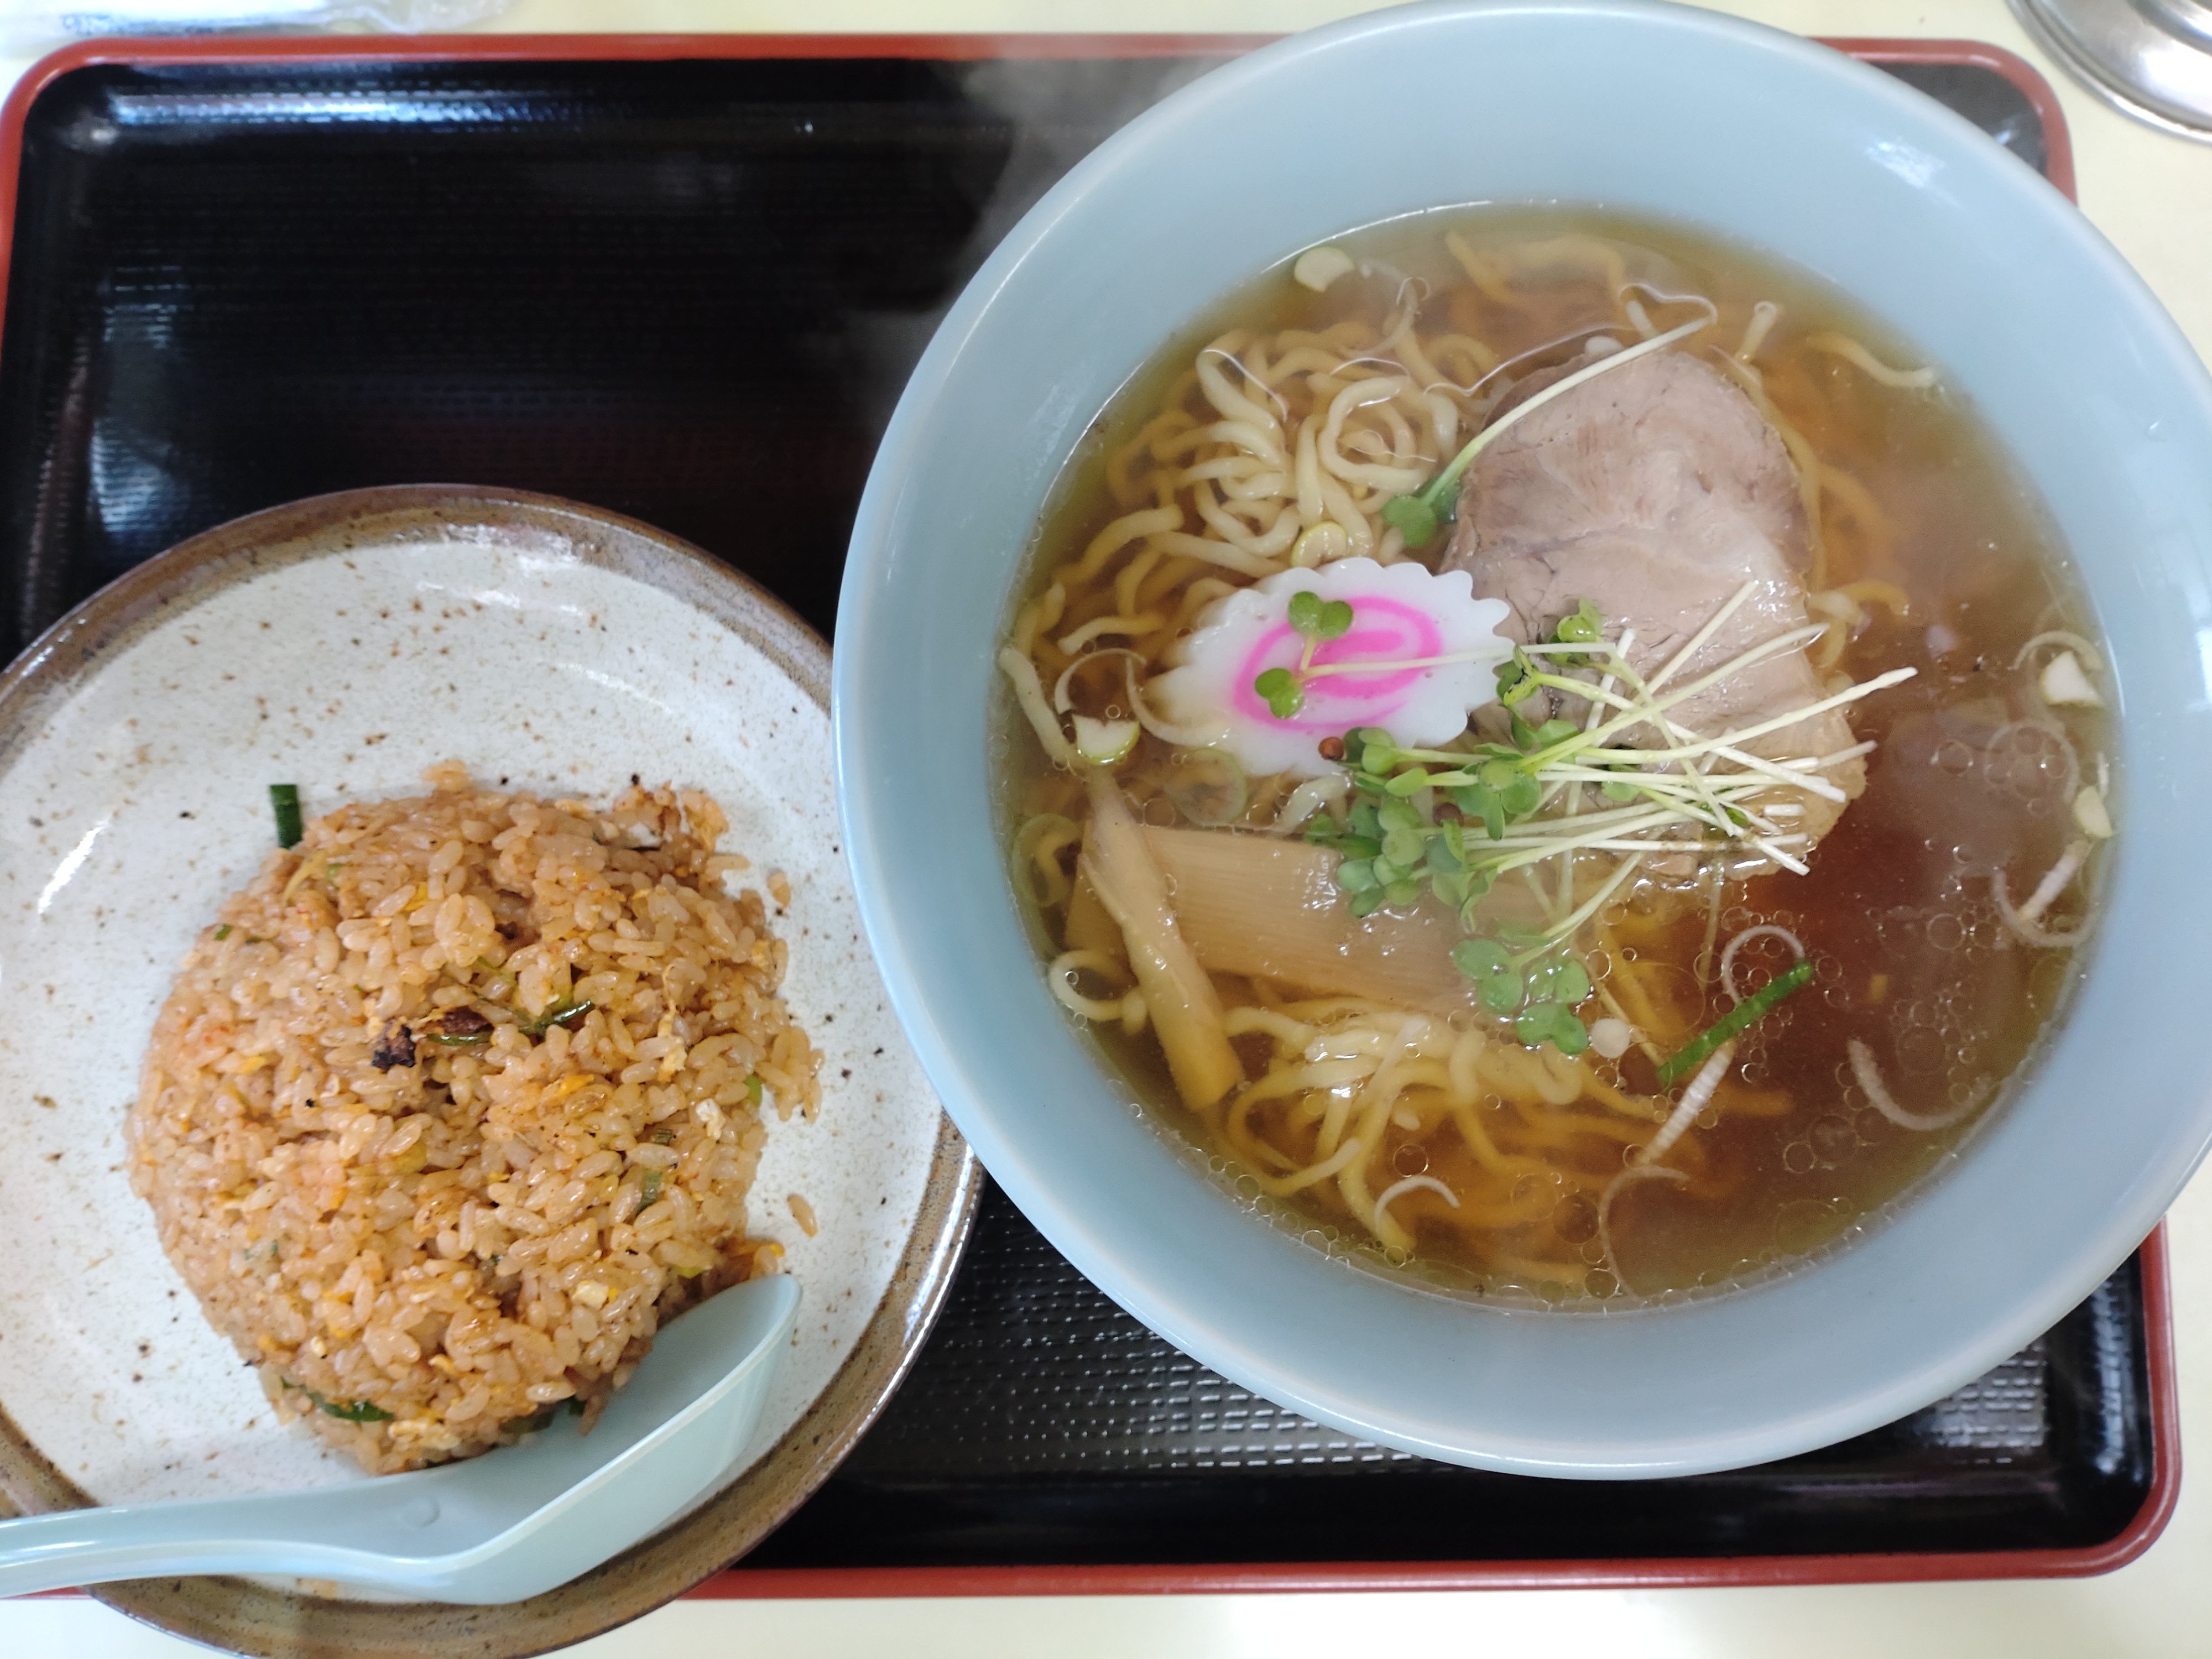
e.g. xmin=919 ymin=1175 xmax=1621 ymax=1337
xmin=995 ymin=209 xmax=2111 ymax=1307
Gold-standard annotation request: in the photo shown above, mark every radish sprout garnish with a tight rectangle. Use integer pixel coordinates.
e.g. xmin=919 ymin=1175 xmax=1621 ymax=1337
xmin=1300 ymin=587 xmax=1910 ymax=1052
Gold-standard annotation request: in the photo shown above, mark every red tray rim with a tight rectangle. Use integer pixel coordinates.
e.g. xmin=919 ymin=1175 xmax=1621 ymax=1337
xmin=0 ymin=27 xmax=2157 ymax=1600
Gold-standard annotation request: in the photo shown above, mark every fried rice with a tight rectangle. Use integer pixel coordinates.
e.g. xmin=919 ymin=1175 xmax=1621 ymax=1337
xmin=129 ymin=764 xmax=821 ymax=1473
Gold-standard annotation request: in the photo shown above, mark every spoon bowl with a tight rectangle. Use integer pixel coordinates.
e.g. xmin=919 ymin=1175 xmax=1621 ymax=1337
xmin=0 ymin=1275 xmax=800 ymax=1604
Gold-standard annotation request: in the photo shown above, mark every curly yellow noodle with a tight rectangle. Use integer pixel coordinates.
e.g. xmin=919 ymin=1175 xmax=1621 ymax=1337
xmin=1510 ymin=1103 xmax=1648 ymax=1146
xmin=1112 ymin=545 xmax=1165 ymax=618
xmin=1222 ymin=1006 xmax=1319 ymax=1050
xmin=1449 ymin=1100 xmax=1552 ymax=1179
xmin=1838 ymin=577 xmax=1910 ymax=617
xmin=1444 ymin=230 xmax=1525 ymax=310
xmin=1253 ymin=1136 xmax=1367 ymax=1197
xmin=1223 ymin=1095 xmax=1299 ymax=1172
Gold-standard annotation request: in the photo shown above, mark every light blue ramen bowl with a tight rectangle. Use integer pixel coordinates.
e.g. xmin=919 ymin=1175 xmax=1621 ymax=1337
xmin=834 ymin=0 xmax=2212 ymax=1474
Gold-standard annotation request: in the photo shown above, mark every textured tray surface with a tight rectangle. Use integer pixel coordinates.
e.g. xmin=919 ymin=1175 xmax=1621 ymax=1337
xmin=0 ymin=46 xmax=2157 ymax=1576
xmin=740 ymin=1186 xmax=2153 ymax=1569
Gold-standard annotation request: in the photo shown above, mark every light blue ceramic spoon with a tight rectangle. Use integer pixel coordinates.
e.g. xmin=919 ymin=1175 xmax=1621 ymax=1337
xmin=0 ymin=1274 xmax=799 ymax=1604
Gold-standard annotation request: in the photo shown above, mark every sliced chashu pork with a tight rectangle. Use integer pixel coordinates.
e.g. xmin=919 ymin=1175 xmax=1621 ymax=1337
xmin=1441 ymin=348 xmax=1863 ymax=858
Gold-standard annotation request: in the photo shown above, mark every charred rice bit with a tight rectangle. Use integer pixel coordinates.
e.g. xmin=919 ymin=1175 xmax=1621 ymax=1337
xmin=129 ymin=766 xmax=822 ymax=1473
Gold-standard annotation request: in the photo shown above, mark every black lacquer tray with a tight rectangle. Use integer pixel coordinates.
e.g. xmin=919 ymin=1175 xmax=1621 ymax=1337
xmin=0 ymin=35 xmax=2172 ymax=1594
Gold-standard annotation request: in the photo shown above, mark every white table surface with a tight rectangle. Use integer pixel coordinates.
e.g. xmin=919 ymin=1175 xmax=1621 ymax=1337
xmin=2 ymin=3 xmax=2208 ymax=1654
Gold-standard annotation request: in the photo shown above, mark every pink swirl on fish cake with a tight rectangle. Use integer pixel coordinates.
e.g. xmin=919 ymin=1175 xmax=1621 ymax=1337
xmin=1231 ymin=597 xmax=1444 ymax=731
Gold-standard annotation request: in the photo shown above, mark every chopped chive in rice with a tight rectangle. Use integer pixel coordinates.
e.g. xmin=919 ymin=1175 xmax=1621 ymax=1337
xmin=269 ymin=782 xmax=303 ymax=848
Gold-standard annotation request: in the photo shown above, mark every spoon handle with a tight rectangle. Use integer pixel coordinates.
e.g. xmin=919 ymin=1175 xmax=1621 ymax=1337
xmin=0 ymin=1493 xmax=384 ymax=1595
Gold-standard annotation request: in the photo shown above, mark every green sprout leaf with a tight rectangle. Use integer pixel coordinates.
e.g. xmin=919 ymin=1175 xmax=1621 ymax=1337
xmin=1285 ymin=591 xmax=1354 ymax=641
xmin=1525 ymin=957 xmax=1594 ymax=1008
xmin=1376 ymin=798 xmax=1424 ymax=833
xmin=1516 ymin=1001 xmax=1590 ymax=1056
xmin=1352 ymin=729 xmax=1399 ymax=775
xmin=1553 ymin=598 xmax=1605 ymax=655
xmin=1495 ymin=649 xmax=1539 ymax=708
xmin=1452 ymin=938 xmax=1525 ymax=1014
xmin=1380 ymin=826 xmax=1425 ymax=868
xmin=1380 ymin=494 xmax=1439 ymax=548
xmin=1254 ymin=666 xmax=1304 ymax=719
xmin=1334 ymin=858 xmax=1381 ymax=894
xmin=1452 ymin=783 xmax=1506 ymax=841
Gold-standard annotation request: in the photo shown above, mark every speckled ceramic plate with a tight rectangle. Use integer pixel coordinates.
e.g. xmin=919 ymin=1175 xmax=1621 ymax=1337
xmin=0 ymin=487 xmax=978 ymax=1656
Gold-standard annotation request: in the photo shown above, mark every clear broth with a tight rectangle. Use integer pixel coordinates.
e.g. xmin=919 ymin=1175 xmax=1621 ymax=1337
xmin=998 ymin=209 xmax=2109 ymax=1304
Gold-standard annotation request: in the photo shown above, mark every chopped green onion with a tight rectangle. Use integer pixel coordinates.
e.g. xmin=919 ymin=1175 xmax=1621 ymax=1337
xmin=1655 ymin=959 xmax=1814 ymax=1088
xmin=269 ymin=783 xmax=302 ymax=849
xmin=745 ymin=1074 xmax=764 ymax=1108
xmin=638 ymin=1170 xmax=664 ymax=1211
xmin=213 ymin=924 xmax=232 ymax=941
xmin=1072 ymin=715 xmax=1140 ymax=766
xmin=1162 ymin=747 xmax=1249 ymax=827
xmin=519 ymin=997 xmax=594 ymax=1037
xmin=290 ymin=1384 xmax=393 ymax=1423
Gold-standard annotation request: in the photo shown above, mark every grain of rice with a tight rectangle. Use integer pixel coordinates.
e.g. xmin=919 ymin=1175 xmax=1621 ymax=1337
xmin=130 ymin=767 xmax=821 ymax=1473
